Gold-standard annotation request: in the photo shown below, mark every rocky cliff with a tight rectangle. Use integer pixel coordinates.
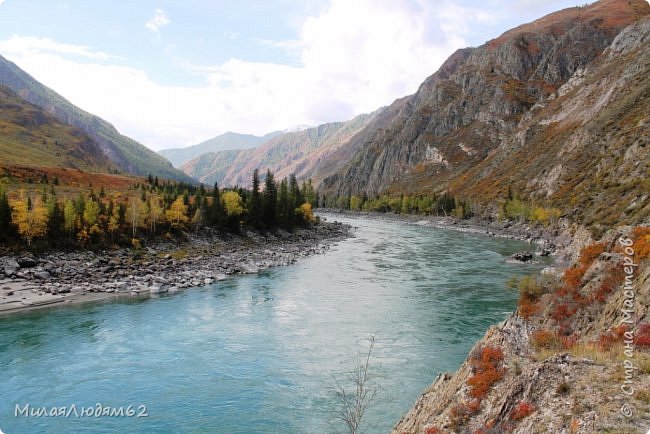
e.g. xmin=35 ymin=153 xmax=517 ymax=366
xmin=320 ymin=0 xmax=649 ymax=222
xmin=393 ymin=225 xmax=650 ymax=433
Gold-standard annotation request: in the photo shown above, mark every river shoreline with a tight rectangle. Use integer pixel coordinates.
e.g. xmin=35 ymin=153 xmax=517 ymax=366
xmin=320 ymin=208 xmax=565 ymax=255
xmin=0 ymin=210 xmax=565 ymax=318
xmin=0 ymin=221 xmax=352 ymax=317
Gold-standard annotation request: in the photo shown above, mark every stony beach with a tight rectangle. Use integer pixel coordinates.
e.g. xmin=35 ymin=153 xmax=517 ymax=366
xmin=0 ymin=220 xmax=351 ymax=316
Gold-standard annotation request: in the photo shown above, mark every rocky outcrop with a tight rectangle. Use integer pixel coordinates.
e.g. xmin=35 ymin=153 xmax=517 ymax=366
xmin=393 ymin=226 xmax=650 ymax=433
xmin=320 ymin=0 xmax=650 ymax=223
xmin=453 ymin=12 xmax=650 ymax=236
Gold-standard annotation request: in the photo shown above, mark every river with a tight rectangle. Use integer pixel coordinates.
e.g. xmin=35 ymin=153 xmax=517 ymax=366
xmin=0 ymin=214 xmax=547 ymax=433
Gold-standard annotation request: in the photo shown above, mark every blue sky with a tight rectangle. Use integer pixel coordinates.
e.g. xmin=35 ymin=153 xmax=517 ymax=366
xmin=0 ymin=0 xmax=595 ymax=150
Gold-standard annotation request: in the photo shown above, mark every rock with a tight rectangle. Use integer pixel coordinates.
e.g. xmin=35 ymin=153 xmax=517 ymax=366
xmin=34 ymin=271 xmax=51 ymax=280
xmin=149 ymin=285 xmax=168 ymax=294
xmin=17 ymin=257 xmax=38 ymax=268
xmin=509 ymin=251 xmax=534 ymax=263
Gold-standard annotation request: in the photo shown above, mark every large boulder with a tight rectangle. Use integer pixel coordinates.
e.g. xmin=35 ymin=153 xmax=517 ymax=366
xmin=4 ymin=259 xmax=19 ymax=276
xmin=17 ymin=257 xmax=38 ymax=268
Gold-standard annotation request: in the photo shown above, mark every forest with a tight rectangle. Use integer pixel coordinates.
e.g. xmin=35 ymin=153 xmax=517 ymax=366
xmin=0 ymin=169 xmax=318 ymax=250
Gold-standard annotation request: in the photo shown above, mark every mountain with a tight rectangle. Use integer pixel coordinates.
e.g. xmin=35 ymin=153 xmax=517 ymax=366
xmin=0 ymin=84 xmax=115 ymax=172
xmin=159 ymin=131 xmax=282 ymax=167
xmin=320 ymin=0 xmax=650 ymax=230
xmin=0 ymin=54 xmax=194 ymax=183
xmin=180 ymin=111 xmax=381 ymax=187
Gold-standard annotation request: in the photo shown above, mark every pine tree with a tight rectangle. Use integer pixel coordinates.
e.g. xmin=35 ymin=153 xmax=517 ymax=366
xmin=302 ymin=179 xmax=317 ymax=208
xmin=46 ymin=196 xmax=64 ymax=242
xmin=288 ymin=174 xmax=303 ymax=227
xmin=208 ymin=182 xmax=225 ymax=228
xmin=247 ymin=169 xmax=263 ymax=229
xmin=0 ymin=187 xmax=13 ymax=240
xmin=263 ymin=169 xmax=278 ymax=228
xmin=278 ymin=178 xmax=290 ymax=228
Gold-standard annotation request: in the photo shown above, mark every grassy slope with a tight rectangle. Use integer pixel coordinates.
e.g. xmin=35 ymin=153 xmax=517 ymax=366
xmin=0 ymin=85 xmax=115 ymax=172
xmin=0 ymin=55 xmax=195 ymax=183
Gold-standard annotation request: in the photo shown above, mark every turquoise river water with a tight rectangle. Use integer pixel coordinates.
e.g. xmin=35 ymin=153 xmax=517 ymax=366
xmin=0 ymin=214 xmax=547 ymax=433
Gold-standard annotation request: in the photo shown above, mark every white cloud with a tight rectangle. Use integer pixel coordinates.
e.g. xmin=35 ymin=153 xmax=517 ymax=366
xmin=145 ymin=9 xmax=170 ymax=33
xmin=0 ymin=0 xmax=5 ymax=6
xmin=0 ymin=35 xmax=121 ymax=61
xmin=0 ymin=1 xmax=494 ymax=151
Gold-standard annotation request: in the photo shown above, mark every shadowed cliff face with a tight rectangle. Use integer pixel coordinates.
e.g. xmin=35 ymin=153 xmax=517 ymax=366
xmin=320 ymin=0 xmax=650 ymax=204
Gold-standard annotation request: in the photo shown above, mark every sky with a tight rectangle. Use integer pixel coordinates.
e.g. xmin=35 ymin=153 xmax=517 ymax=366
xmin=0 ymin=0 xmax=597 ymax=151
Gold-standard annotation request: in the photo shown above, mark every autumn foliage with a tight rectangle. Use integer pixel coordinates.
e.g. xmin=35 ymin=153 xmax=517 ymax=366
xmin=468 ymin=346 xmax=505 ymax=399
xmin=634 ymin=323 xmax=650 ymax=348
xmin=597 ymin=325 xmax=628 ymax=351
xmin=510 ymin=401 xmax=535 ymax=420
xmin=0 ymin=170 xmax=319 ymax=249
xmin=631 ymin=226 xmax=650 ymax=260
xmin=531 ymin=329 xmax=560 ymax=350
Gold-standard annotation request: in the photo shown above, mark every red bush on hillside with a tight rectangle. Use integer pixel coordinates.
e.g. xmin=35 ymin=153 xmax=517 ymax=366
xmin=468 ymin=346 xmax=505 ymax=399
xmin=510 ymin=401 xmax=536 ymax=420
xmin=635 ymin=323 xmax=650 ymax=348
xmin=631 ymin=227 xmax=650 ymax=260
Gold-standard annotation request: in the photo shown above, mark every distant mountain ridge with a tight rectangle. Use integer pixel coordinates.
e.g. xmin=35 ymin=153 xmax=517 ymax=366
xmin=0 ymin=54 xmax=194 ymax=183
xmin=179 ymin=111 xmax=381 ymax=187
xmin=159 ymin=131 xmax=282 ymax=167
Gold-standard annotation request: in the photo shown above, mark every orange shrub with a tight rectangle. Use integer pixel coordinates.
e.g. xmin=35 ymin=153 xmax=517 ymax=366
xmin=468 ymin=346 xmax=505 ymax=399
xmin=562 ymin=242 xmax=605 ymax=292
xmin=635 ymin=323 xmax=650 ymax=348
xmin=450 ymin=402 xmax=472 ymax=428
xmin=510 ymin=401 xmax=536 ymax=420
xmin=563 ymin=266 xmax=585 ymax=291
xmin=425 ymin=427 xmax=441 ymax=434
xmin=579 ymin=242 xmax=605 ymax=268
xmin=598 ymin=325 xmax=627 ymax=351
xmin=560 ymin=334 xmax=578 ymax=350
xmin=631 ymin=227 xmax=650 ymax=260
xmin=551 ymin=303 xmax=577 ymax=322
xmin=467 ymin=398 xmax=481 ymax=413
xmin=518 ymin=294 xmax=539 ymax=319
xmin=531 ymin=329 xmax=560 ymax=350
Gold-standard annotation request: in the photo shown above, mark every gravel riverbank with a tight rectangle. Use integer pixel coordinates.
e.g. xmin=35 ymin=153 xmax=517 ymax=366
xmin=0 ymin=221 xmax=351 ymax=316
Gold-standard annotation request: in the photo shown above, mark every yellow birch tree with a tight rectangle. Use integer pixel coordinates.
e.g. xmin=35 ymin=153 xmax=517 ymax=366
xmin=11 ymin=194 xmax=49 ymax=246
